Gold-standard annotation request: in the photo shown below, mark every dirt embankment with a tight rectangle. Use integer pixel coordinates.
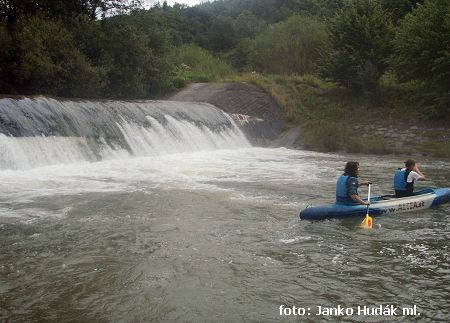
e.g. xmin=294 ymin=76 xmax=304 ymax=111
xmin=171 ymin=83 xmax=295 ymax=146
xmin=170 ymin=82 xmax=449 ymax=157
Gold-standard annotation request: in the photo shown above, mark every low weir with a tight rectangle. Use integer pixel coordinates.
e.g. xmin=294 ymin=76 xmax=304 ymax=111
xmin=0 ymin=97 xmax=250 ymax=170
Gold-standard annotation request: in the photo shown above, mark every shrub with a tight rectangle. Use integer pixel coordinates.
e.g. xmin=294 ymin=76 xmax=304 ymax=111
xmin=249 ymin=15 xmax=329 ymax=75
xmin=175 ymin=45 xmax=235 ymax=82
xmin=323 ymin=0 xmax=394 ymax=94
xmin=14 ymin=15 xmax=105 ymax=97
xmin=391 ymin=0 xmax=449 ymax=118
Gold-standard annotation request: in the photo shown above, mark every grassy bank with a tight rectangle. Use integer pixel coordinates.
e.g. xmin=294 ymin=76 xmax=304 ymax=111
xmin=173 ymin=47 xmax=448 ymax=158
xmin=227 ymin=73 xmax=450 ymax=158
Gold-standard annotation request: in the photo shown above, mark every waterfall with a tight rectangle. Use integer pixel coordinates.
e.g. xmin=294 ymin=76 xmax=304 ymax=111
xmin=0 ymin=97 xmax=250 ymax=170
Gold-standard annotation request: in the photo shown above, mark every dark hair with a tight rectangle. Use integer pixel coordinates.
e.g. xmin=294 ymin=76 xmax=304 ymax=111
xmin=404 ymin=159 xmax=416 ymax=168
xmin=344 ymin=161 xmax=359 ymax=177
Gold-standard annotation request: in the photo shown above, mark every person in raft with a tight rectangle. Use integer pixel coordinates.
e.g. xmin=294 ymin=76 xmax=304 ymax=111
xmin=336 ymin=161 xmax=370 ymax=205
xmin=394 ymin=159 xmax=426 ymax=197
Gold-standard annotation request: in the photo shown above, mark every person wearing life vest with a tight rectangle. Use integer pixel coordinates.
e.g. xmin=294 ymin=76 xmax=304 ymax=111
xmin=394 ymin=159 xmax=426 ymax=197
xmin=336 ymin=161 xmax=370 ymax=205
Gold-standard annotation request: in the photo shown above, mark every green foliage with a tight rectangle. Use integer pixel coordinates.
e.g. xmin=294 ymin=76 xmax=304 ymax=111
xmin=100 ymin=21 xmax=151 ymax=98
xmin=323 ymin=0 xmax=394 ymax=94
xmin=392 ymin=0 xmax=449 ymax=117
xmin=14 ymin=15 xmax=106 ymax=97
xmin=233 ymin=10 xmax=265 ymax=38
xmin=175 ymin=45 xmax=235 ymax=82
xmin=300 ymin=121 xmax=393 ymax=154
xmin=206 ymin=15 xmax=237 ymax=52
xmin=99 ymin=14 xmax=176 ymax=98
xmin=393 ymin=0 xmax=449 ymax=85
xmin=302 ymin=121 xmax=342 ymax=151
xmin=417 ymin=141 xmax=450 ymax=158
xmin=380 ymin=0 xmax=423 ymax=24
xmin=362 ymin=137 xmax=392 ymax=154
xmin=0 ymin=0 xmax=447 ymax=118
xmin=236 ymin=73 xmax=346 ymax=123
xmin=237 ymin=73 xmax=449 ymax=156
xmin=0 ymin=0 xmax=447 ymax=158
xmin=0 ymin=23 xmax=13 ymax=91
xmin=194 ymin=0 xmax=344 ymax=22
xmin=0 ymin=0 xmax=143 ymax=24
xmin=249 ymin=15 xmax=329 ymax=75
xmin=1 ymin=7 xmax=179 ymax=98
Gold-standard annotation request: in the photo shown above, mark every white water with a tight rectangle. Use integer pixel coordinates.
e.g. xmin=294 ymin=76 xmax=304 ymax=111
xmin=1 ymin=97 xmax=449 ymax=322
xmin=0 ymin=148 xmax=328 ymax=209
xmin=1 ymin=147 xmax=448 ymax=322
xmin=0 ymin=113 xmax=250 ymax=170
xmin=0 ymin=97 xmax=250 ymax=170
xmin=118 ymin=116 xmax=249 ymax=157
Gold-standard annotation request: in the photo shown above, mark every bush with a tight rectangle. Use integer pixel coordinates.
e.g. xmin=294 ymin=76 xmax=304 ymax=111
xmin=417 ymin=141 xmax=450 ymax=158
xmin=249 ymin=15 xmax=329 ymax=75
xmin=14 ymin=15 xmax=106 ymax=97
xmin=391 ymin=0 xmax=449 ymax=118
xmin=0 ymin=23 xmax=13 ymax=92
xmin=323 ymin=0 xmax=394 ymax=94
xmin=301 ymin=121 xmax=344 ymax=151
xmin=363 ymin=137 xmax=392 ymax=154
xmin=175 ymin=45 xmax=235 ymax=82
xmin=99 ymin=14 xmax=178 ymax=98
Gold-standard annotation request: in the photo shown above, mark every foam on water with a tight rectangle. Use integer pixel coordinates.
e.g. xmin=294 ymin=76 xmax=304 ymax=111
xmin=0 ymin=125 xmax=449 ymax=321
xmin=0 ymin=97 xmax=250 ymax=170
xmin=0 ymin=147 xmax=330 ymax=209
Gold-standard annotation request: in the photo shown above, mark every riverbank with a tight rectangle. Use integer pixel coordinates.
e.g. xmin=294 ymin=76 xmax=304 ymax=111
xmin=226 ymin=74 xmax=450 ymax=158
xmin=170 ymin=83 xmax=286 ymax=145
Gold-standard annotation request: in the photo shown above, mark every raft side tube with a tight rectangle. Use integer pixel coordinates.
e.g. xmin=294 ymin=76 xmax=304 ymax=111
xmin=431 ymin=188 xmax=450 ymax=207
xmin=299 ymin=187 xmax=450 ymax=221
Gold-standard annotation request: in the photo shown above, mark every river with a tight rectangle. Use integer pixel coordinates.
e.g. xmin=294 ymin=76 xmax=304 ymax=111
xmin=1 ymin=147 xmax=449 ymax=322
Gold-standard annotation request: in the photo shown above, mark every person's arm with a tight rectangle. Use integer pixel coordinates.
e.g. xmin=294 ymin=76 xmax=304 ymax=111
xmin=350 ymin=194 xmax=369 ymax=205
xmin=348 ymin=178 xmax=370 ymax=205
xmin=413 ymin=165 xmax=426 ymax=180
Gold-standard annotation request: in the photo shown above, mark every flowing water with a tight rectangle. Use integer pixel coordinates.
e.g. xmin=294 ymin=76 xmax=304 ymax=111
xmin=0 ymin=98 xmax=449 ymax=322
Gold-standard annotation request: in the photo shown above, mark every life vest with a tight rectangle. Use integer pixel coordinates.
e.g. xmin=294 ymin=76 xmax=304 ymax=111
xmin=336 ymin=175 xmax=355 ymax=204
xmin=394 ymin=168 xmax=413 ymax=192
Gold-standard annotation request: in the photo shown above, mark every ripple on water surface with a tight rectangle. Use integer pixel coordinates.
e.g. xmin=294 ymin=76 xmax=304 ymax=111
xmin=0 ymin=148 xmax=449 ymax=321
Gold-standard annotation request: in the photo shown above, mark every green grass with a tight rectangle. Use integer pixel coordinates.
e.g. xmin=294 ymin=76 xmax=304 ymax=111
xmin=298 ymin=121 xmax=394 ymax=155
xmin=416 ymin=141 xmax=450 ymax=158
xmin=227 ymin=73 xmax=449 ymax=158
xmin=175 ymin=45 xmax=235 ymax=83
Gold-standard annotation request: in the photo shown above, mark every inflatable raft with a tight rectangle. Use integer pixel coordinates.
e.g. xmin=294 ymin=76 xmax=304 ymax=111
xmin=300 ymin=187 xmax=450 ymax=220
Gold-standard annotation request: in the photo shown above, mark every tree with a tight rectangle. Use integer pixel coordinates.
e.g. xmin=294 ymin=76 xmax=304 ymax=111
xmin=175 ymin=45 xmax=234 ymax=82
xmin=233 ymin=10 xmax=265 ymax=39
xmin=380 ymin=0 xmax=423 ymax=24
xmin=323 ymin=0 xmax=394 ymax=93
xmin=0 ymin=22 xmax=13 ymax=92
xmin=0 ymin=0 xmax=143 ymax=25
xmin=14 ymin=15 xmax=106 ymax=97
xmin=392 ymin=0 xmax=449 ymax=115
xmin=99 ymin=14 xmax=176 ymax=98
xmin=249 ymin=15 xmax=329 ymax=75
xmin=206 ymin=15 xmax=237 ymax=52
xmin=84 ymin=0 xmax=143 ymax=19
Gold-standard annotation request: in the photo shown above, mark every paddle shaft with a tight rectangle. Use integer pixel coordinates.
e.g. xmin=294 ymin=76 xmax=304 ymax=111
xmin=366 ymin=184 xmax=371 ymax=214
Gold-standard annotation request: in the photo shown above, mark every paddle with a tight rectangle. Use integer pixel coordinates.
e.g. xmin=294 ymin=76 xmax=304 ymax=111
xmin=361 ymin=183 xmax=373 ymax=229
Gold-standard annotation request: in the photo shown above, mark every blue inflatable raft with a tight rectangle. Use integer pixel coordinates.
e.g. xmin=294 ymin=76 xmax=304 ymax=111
xmin=299 ymin=187 xmax=450 ymax=220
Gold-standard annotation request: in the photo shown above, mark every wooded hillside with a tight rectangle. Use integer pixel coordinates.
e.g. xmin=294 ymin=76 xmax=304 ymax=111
xmin=0 ymin=0 xmax=448 ymax=118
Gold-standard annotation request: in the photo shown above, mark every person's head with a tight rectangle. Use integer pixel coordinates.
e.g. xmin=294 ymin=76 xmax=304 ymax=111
xmin=344 ymin=161 xmax=359 ymax=177
xmin=404 ymin=159 xmax=416 ymax=169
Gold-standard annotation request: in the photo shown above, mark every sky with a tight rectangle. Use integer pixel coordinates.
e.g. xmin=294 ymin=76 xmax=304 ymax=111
xmin=143 ymin=0 xmax=206 ymax=8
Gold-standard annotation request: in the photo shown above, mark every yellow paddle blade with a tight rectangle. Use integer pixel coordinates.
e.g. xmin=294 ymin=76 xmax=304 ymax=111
xmin=361 ymin=214 xmax=373 ymax=229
